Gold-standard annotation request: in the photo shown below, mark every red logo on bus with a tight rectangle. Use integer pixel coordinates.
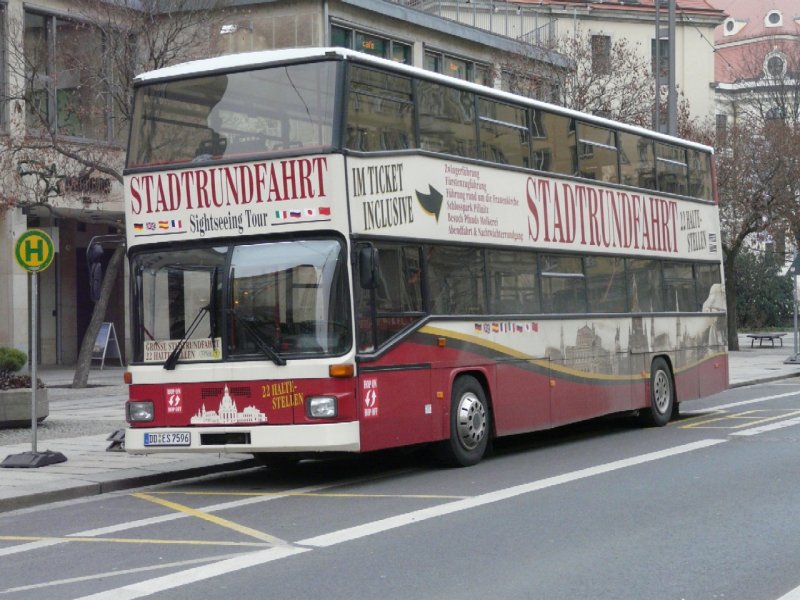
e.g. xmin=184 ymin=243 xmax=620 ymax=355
xmin=166 ymin=387 xmax=183 ymax=414
xmin=363 ymin=378 xmax=379 ymax=418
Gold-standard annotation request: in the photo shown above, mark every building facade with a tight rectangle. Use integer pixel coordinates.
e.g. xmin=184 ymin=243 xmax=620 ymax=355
xmin=712 ymin=0 xmax=800 ymax=125
xmin=510 ymin=0 xmax=725 ymax=125
xmin=0 ymin=0 xmax=567 ymax=366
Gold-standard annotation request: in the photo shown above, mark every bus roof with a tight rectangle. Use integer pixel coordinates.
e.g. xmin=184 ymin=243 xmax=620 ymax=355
xmin=134 ymin=47 xmax=712 ymax=154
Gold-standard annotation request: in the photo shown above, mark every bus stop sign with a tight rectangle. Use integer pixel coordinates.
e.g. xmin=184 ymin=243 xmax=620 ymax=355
xmin=15 ymin=229 xmax=55 ymax=272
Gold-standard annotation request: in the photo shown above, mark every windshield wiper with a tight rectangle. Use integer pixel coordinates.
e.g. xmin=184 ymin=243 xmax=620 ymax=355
xmin=228 ymin=308 xmax=286 ymax=366
xmin=163 ymin=304 xmax=210 ymax=370
xmin=209 ymin=267 xmax=219 ymax=354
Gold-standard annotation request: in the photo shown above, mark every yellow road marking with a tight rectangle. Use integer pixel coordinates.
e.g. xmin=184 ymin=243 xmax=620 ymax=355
xmin=132 ymin=492 xmax=289 ymax=546
xmin=147 ymin=491 xmax=469 ymax=499
xmin=681 ymin=409 xmax=800 ymax=429
xmin=0 ymin=535 xmax=269 ymax=547
xmin=673 ymin=410 xmax=727 ymax=427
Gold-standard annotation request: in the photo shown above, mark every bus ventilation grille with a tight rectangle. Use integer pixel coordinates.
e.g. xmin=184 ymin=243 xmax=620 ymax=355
xmin=200 ymin=432 xmax=252 ymax=446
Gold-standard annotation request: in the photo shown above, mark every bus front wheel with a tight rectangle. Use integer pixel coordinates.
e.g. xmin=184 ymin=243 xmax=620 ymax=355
xmin=436 ymin=375 xmax=491 ymax=467
xmin=639 ymin=357 xmax=674 ymax=427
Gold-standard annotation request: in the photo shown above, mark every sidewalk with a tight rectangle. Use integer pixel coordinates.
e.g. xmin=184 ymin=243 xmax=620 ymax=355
xmin=0 ymin=366 xmax=255 ymax=512
xmin=1 ymin=336 xmax=799 ymax=513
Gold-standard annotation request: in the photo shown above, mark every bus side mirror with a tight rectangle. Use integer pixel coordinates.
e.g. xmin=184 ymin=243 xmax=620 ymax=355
xmin=87 ymin=242 xmax=104 ymax=303
xmin=358 ymin=246 xmax=379 ymax=289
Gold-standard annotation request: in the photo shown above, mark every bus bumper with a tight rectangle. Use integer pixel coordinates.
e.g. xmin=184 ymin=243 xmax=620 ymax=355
xmin=125 ymin=422 xmax=361 ymax=454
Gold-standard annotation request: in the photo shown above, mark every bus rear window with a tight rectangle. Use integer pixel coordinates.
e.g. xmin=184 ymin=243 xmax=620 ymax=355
xmin=128 ymin=61 xmax=339 ymax=168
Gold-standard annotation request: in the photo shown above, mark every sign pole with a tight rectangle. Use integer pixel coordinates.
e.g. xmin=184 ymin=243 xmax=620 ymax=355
xmin=31 ymin=271 xmax=38 ymax=454
xmin=785 ymin=263 xmax=800 ymax=364
xmin=1 ymin=229 xmax=66 ymax=468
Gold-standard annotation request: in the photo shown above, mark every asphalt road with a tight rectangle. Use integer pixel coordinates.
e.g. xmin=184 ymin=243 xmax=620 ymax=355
xmin=2 ymin=380 xmax=800 ymax=600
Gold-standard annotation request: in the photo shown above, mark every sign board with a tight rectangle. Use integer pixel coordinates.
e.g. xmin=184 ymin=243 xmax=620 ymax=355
xmin=92 ymin=322 xmax=122 ymax=369
xmin=14 ymin=229 xmax=55 ymax=272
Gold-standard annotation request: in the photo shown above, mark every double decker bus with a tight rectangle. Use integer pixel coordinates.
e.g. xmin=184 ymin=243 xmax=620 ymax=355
xmin=123 ymin=47 xmax=727 ymax=467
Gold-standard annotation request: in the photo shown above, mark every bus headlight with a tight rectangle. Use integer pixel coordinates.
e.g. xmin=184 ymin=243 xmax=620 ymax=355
xmin=127 ymin=401 xmax=155 ymax=422
xmin=307 ymin=396 xmax=337 ymax=419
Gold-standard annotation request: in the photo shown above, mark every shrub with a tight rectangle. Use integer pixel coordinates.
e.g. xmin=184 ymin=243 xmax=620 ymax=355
xmin=735 ymin=250 xmax=793 ymax=330
xmin=0 ymin=348 xmax=43 ymax=390
xmin=0 ymin=348 xmax=27 ymax=373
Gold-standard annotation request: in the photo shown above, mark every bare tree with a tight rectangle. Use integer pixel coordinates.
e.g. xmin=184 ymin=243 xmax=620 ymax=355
xmin=714 ymin=36 xmax=800 ymax=347
xmin=715 ymin=117 xmax=800 ymax=349
xmin=497 ymin=28 xmax=705 ymax=140
xmin=0 ymin=0 xmax=230 ymax=387
xmin=551 ymin=31 xmax=655 ymax=127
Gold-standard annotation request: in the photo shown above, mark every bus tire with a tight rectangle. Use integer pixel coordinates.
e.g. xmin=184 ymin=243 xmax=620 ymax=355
xmin=436 ymin=375 xmax=491 ymax=467
xmin=639 ymin=357 xmax=674 ymax=427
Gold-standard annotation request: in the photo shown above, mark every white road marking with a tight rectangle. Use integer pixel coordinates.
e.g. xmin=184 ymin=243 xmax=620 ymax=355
xmin=75 ymin=546 xmax=310 ymax=600
xmin=0 ymin=553 xmax=247 ymax=594
xmin=299 ymin=439 xmax=725 ymax=548
xmin=730 ymin=417 xmax=800 ymax=437
xmin=777 ymin=584 xmax=800 ymax=600
xmin=75 ymin=439 xmax=725 ymax=599
xmin=709 ymin=390 xmax=800 ymax=411
xmin=0 ymin=539 xmax=62 ymax=558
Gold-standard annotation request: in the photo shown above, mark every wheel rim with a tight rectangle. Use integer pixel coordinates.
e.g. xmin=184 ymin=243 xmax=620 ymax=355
xmin=456 ymin=392 xmax=487 ymax=450
xmin=652 ymin=369 xmax=671 ymax=415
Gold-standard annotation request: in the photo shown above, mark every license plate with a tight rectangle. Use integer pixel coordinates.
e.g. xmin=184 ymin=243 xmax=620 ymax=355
xmin=144 ymin=432 xmax=191 ymax=447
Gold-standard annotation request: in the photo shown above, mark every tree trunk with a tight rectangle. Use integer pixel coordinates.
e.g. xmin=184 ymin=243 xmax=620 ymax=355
xmin=724 ymin=249 xmax=740 ymax=351
xmin=72 ymin=245 xmax=125 ymax=388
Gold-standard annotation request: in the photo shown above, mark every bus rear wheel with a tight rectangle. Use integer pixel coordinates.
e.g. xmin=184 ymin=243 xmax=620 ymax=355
xmin=436 ymin=375 xmax=491 ymax=467
xmin=639 ymin=357 xmax=674 ymax=427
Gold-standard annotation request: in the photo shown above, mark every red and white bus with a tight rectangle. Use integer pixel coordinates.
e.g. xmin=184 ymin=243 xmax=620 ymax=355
xmin=123 ymin=47 xmax=727 ymax=467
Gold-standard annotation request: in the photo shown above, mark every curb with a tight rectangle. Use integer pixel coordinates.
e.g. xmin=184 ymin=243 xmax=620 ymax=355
xmin=0 ymin=457 xmax=257 ymax=514
xmin=729 ymin=371 xmax=800 ymax=389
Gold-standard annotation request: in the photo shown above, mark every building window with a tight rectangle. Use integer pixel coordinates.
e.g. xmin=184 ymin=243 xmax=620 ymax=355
xmin=765 ymin=105 xmax=786 ymax=121
xmin=591 ymin=35 xmax=611 ymax=75
xmin=715 ymin=113 xmax=727 ymax=146
xmin=24 ymin=11 xmax=119 ymax=143
xmin=765 ymin=52 xmax=786 ymax=78
xmin=331 ymin=24 xmax=411 ymax=65
xmin=723 ymin=17 xmax=745 ymax=36
xmin=765 ymin=10 xmax=782 ymax=27
xmin=424 ymin=49 xmax=488 ymax=85
xmin=651 ymin=38 xmax=670 ymax=79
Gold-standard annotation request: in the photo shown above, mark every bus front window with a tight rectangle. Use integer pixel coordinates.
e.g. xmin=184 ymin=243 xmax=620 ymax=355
xmin=134 ymin=247 xmax=226 ymax=364
xmin=131 ymin=239 xmax=351 ymax=364
xmin=229 ymin=239 xmax=351 ymax=357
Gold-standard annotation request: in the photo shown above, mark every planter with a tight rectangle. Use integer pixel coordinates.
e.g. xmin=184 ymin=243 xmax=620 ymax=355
xmin=0 ymin=388 xmax=48 ymax=429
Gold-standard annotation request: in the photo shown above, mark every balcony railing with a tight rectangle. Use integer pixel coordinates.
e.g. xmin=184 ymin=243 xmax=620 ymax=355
xmin=389 ymin=0 xmax=559 ymax=47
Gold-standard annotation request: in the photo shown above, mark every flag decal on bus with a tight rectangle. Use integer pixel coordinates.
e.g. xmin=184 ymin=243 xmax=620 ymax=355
xmin=274 ymin=207 xmax=332 ymax=220
xmin=416 ymin=185 xmax=442 ymax=221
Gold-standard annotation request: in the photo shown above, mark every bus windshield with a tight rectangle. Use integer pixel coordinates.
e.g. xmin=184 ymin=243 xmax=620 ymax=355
xmin=131 ymin=238 xmax=351 ymax=364
xmin=127 ymin=61 xmax=339 ymax=168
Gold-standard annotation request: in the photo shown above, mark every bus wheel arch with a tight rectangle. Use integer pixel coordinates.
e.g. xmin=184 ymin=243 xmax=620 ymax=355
xmin=639 ymin=356 xmax=675 ymax=427
xmin=435 ymin=372 xmax=493 ymax=467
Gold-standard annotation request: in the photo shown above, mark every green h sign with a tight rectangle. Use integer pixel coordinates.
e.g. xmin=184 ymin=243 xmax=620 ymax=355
xmin=14 ymin=229 xmax=55 ymax=272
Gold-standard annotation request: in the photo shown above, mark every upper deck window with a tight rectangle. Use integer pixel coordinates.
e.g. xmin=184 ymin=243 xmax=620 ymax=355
xmin=346 ymin=66 xmax=413 ymax=151
xmin=127 ymin=61 xmax=339 ymax=169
